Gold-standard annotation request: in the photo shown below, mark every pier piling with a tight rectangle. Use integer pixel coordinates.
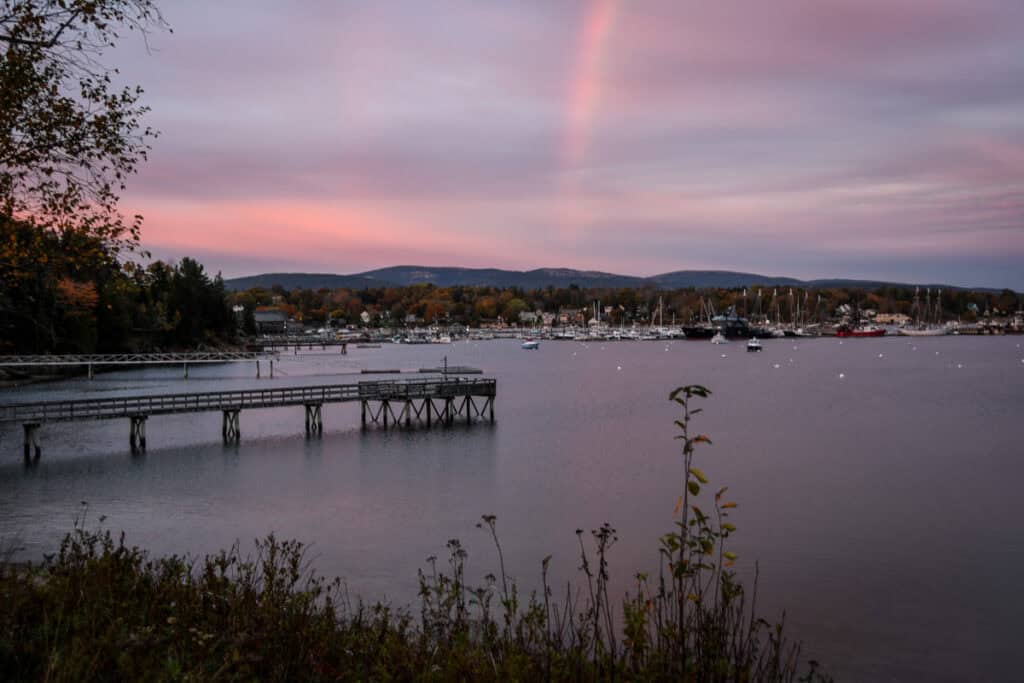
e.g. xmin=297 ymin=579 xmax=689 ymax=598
xmin=304 ymin=403 xmax=323 ymax=436
xmin=222 ymin=410 xmax=240 ymax=443
xmin=22 ymin=423 xmax=41 ymax=462
xmin=129 ymin=415 xmax=148 ymax=453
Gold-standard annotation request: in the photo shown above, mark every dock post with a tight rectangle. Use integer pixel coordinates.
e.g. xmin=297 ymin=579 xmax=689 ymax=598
xmin=382 ymin=401 xmax=389 ymax=428
xmin=256 ymin=360 xmax=260 ymax=378
xmin=222 ymin=410 xmax=240 ymax=443
xmin=270 ymin=360 xmax=274 ymax=378
xmin=361 ymin=400 xmax=366 ymax=428
xmin=183 ymin=362 xmax=189 ymax=379
xmin=87 ymin=362 xmax=93 ymax=379
xmin=22 ymin=423 xmax=41 ymax=462
xmin=405 ymin=401 xmax=412 ymax=427
xmin=129 ymin=415 xmax=148 ymax=454
xmin=426 ymin=398 xmax=432 ymax=427
xmin=489 ymin=396 xmax=494 ymax=423
xmin=466 ymin=397 xmax=472 ymax=425
xmin=304 ymin=403 xmax=323 ymax=436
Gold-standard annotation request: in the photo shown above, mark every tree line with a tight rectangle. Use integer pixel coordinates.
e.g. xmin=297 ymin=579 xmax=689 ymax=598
xmin=232 ymin=280 xmax=1022 ymax=329
xmin=1 ymin=215 xmax=234 ymax=353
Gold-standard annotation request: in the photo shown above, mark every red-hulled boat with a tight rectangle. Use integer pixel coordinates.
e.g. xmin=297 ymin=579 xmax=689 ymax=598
xmin=836 ymin=324 xmax=886 ymax=338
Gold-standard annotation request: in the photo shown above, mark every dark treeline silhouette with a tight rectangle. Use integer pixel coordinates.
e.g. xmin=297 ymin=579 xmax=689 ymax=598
xmin=1 ymin=216 xmax=233 ymax=354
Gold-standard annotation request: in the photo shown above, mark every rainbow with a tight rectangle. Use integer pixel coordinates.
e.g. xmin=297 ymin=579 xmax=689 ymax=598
xmin=561 ymin=0 xmax=618 ymax=170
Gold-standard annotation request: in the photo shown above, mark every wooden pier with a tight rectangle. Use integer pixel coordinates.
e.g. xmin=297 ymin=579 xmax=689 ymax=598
xmin=1 ymin=377 xmax=496 ymax=460
xmin=0 ymin=351 xmax=279 ymax=379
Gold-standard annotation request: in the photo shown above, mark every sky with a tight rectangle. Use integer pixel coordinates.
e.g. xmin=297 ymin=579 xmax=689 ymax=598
xmin=114 ymin=1 xmax=1024 ymax=289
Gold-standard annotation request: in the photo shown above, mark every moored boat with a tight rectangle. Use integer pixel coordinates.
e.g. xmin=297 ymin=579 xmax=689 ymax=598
xmin=746 ymin=338 xmax=762 ymax=352
xmin=710 ymin=331 xmax=728 ymax=344
xmin=897 ymin=326 xmax=949 ymax=337
xmin=682 ymin=325 xmax=715 ymax=340
xmin=836 ymin=324 xmax=886 ymax=338
xmin=521 ymin=339 xmax=540 ymax=350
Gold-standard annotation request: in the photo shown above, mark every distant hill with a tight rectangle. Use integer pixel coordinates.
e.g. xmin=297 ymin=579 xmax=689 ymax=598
xmin=803 ymin=278 xmax=958 ymax=291
xmin=354 ymin=266 xmax=646 ymax=289
xmin=649 ymin=270 xmax=805 ymax=289
xmin=223 ymin=273 xmax=382 ymax=291
xmin=224 ymin=267 xmax=1005 ymax=293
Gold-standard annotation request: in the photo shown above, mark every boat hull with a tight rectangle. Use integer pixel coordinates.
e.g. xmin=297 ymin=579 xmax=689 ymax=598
xmin=682 ymin=326 xmax=715 ymax=340
xmin=836 ymin=329 xmax=886 ymax=338
xmin=897 ymin=327 xmax=949 ymax=337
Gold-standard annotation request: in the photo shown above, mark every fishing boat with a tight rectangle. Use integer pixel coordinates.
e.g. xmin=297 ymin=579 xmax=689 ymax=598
xmin=521 ymin=339 xmax=540 ymax=350
xmin=835 ymin=324 xmax=886 ymax=338
xmin=746 ymin=338 xmax=763 ymax=352
xmin=710 ymin=331 xmax=728 ymax=344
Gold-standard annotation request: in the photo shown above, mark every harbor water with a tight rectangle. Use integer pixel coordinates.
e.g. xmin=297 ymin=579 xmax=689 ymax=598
xmin=2 ymin=336 xmax=1023 ymax=681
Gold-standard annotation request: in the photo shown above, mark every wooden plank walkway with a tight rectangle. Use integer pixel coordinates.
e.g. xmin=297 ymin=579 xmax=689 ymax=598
xmin=3 ymin=377 xmax=496 ymax=460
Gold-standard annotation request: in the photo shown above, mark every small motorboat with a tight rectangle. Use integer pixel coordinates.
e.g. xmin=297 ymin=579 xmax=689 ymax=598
xmin=710 ymin=331 xmax=728 ymax=344
xmin=746 ymin=338 xmax=763 ymax=352
xmin=521 ymin=339 xmax=540 ymax=350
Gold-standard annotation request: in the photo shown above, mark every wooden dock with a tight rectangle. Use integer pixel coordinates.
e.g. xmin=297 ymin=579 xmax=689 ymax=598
xmin=0 ymin=351 xmax=279 ymax=378
xmin=250 ymin=337 xmax=351 ymax=353
xmin=2 ymin=377 xmax=496 ymax=460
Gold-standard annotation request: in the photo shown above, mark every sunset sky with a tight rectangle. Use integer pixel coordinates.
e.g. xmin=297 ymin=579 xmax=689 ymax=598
xmin=116 ymin=1 xmax=1024 ymax=289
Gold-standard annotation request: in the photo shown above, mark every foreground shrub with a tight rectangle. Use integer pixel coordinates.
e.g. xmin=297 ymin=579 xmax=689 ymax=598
xmin=0 ymin=386 xmax=830 ymax=681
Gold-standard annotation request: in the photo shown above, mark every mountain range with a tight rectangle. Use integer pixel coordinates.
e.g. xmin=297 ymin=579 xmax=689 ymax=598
xmin=223 ymin=266 xmax=993 ymax=293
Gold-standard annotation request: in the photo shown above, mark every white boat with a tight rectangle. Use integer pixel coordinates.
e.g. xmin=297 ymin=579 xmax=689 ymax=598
xmin=896 ymin=326 xmax=949 ymax=337
xmin=746 ymin=338 xmax=762 ymax=352
xmin=898 ymin=288 xmax=950 ymax=336
xmin=521 ymin=340 xmax=540 ymax=350
xmin=710 ymin=331 xmax=728 ymax=344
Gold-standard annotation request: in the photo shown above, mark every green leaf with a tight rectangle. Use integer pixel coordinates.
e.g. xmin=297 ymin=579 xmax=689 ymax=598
xmin=723 ymin=551 xmax=738 ymax=561
xmin=722 ymin=523 xmax=736 ymax=532
xmin=688 ymin=481 xmax=700 ymax=496
xmin=690 ymin=467 xmax=708 ymax=484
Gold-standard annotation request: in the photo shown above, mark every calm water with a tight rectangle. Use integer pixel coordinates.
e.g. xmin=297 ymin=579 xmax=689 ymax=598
xmin=2 ymin=336 xmax=1023 ymax=681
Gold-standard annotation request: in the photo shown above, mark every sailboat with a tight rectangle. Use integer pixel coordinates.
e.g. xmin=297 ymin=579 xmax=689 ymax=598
xmin=898 ymin=288 xmax=950 ymax=336
xmin=682 ymin=297 xmax=717 ymax=340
